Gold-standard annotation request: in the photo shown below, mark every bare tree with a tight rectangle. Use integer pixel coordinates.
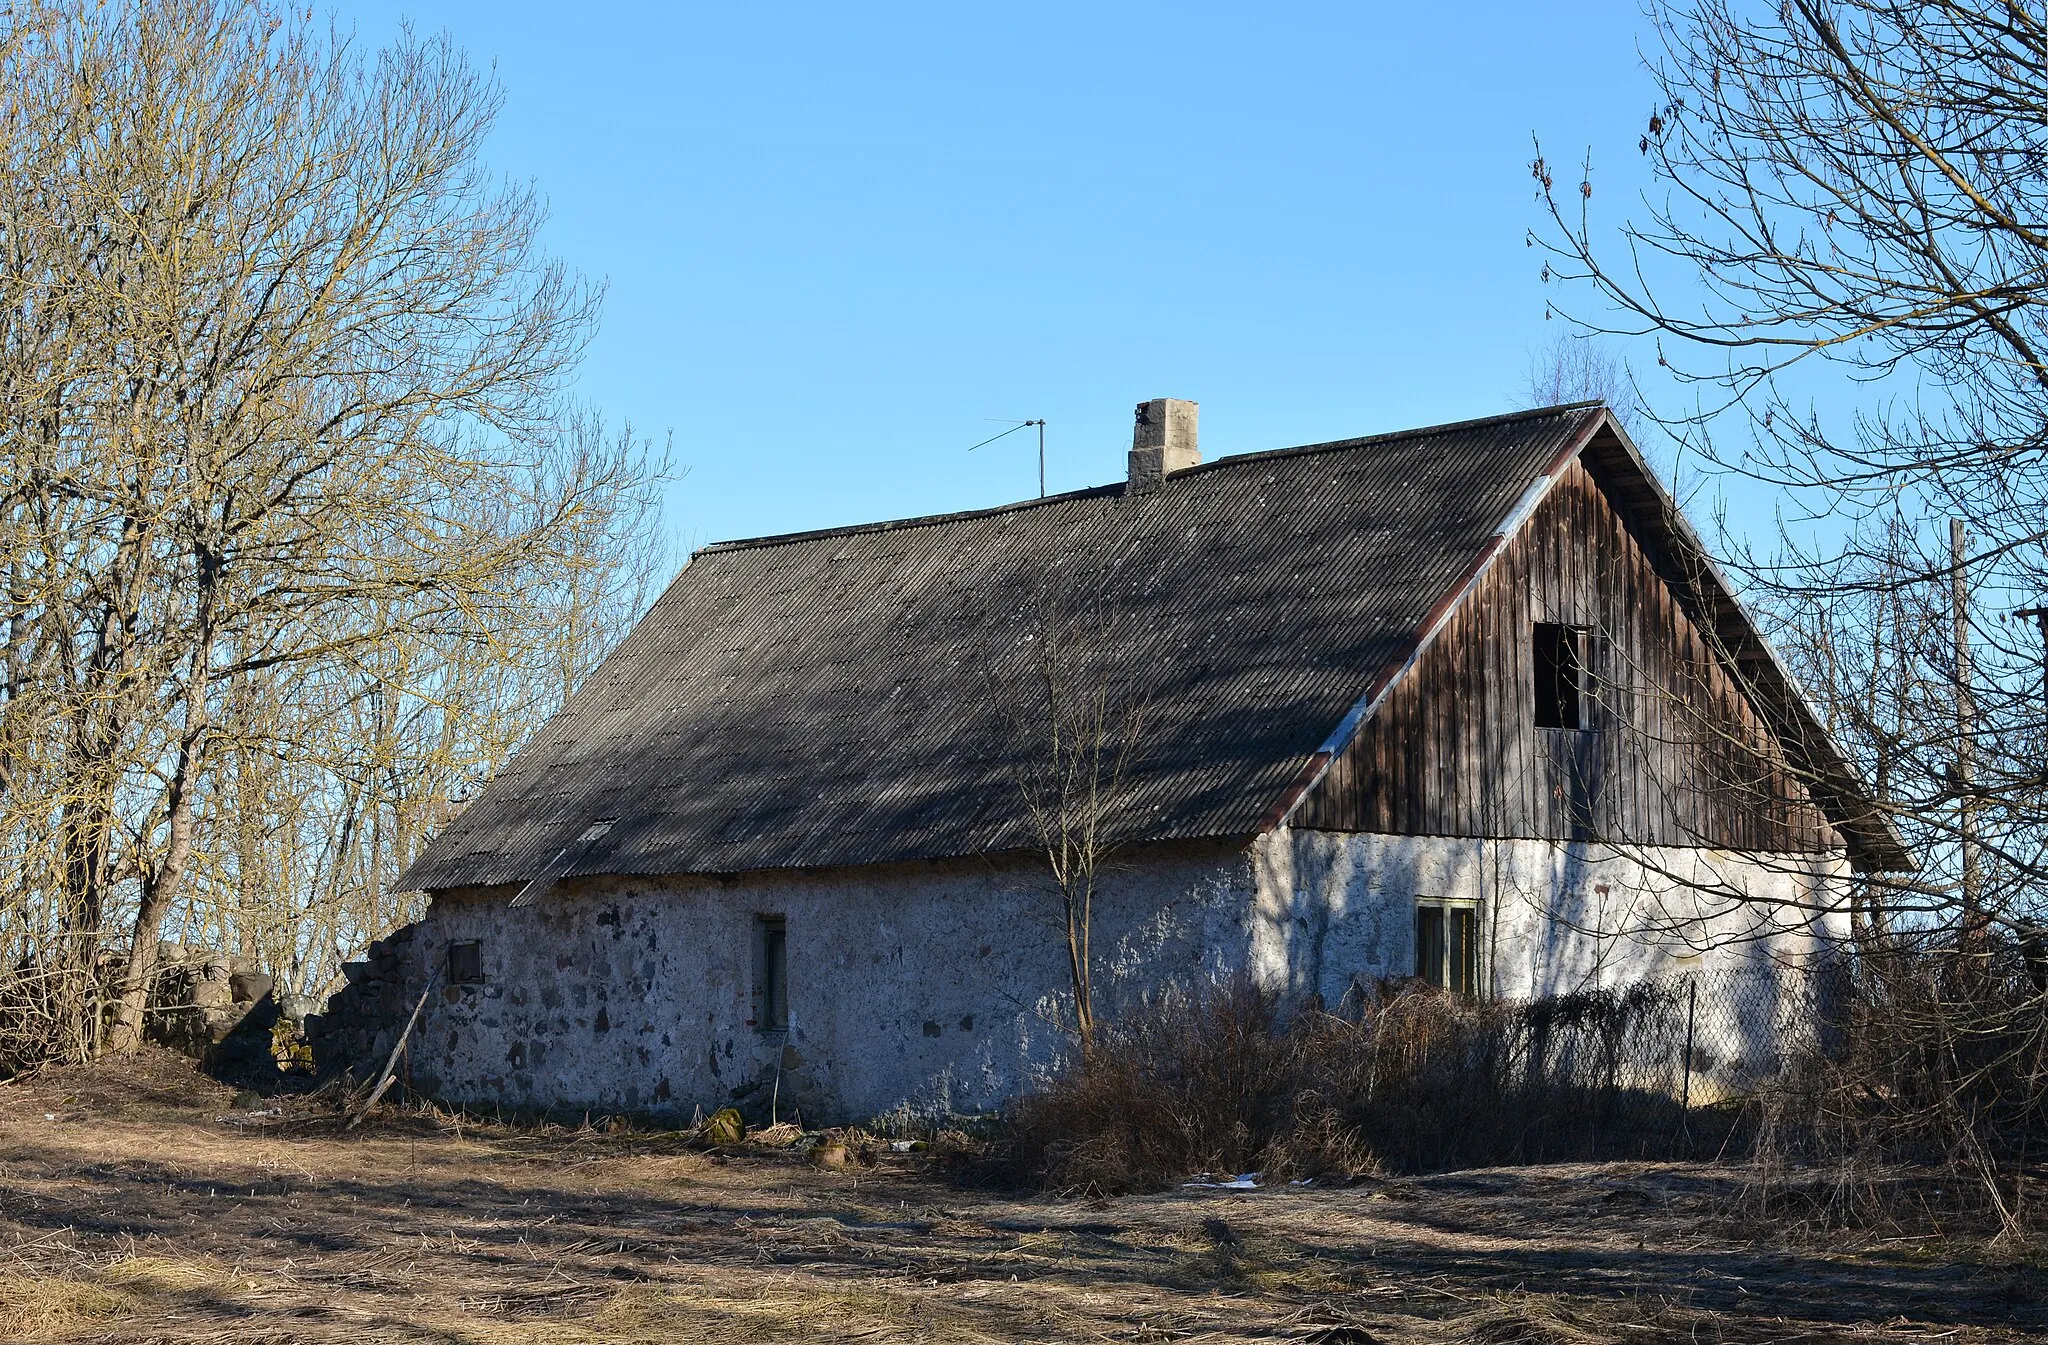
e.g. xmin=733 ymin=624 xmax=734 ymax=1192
xmin=0 ymin=0 xmax=668 ymax=1068
xmin=1523 ymin=335 xmax=1649 ymax=441
xmin=1529 ymin=0 xmax=2048 ymax=1223
xmin=1532 ymin=0 xmax=2048 ymax=938
xmin=989 ymin=575 xmax=1152 ymax=1055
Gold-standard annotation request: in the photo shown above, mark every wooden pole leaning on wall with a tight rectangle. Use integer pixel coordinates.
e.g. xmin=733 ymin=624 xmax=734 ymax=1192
xmin=348 ymin=980 xmax=436 ymax=1130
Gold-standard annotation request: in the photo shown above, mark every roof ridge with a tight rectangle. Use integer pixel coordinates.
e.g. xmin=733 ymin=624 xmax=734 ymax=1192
xmin=1170 ymin=401 xmax=1602 ymax=480
xmin=696 ymin=481 xmax=1126 ymax=554
xmin=696 ymin=402 xmax=1607 ymax=557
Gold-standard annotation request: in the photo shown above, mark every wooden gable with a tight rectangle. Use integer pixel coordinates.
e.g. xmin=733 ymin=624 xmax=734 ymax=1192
xmin=1293 ymin=445 xmax=1840 ymax=853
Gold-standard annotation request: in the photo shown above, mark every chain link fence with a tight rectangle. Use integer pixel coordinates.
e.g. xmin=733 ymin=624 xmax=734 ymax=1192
xmin=1386 ymin=963 xmax=1841 ymax=1167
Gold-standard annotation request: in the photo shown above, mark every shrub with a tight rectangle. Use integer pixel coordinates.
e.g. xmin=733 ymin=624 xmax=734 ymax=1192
xmin=1749 ymin=941 xmax=2048 ymax=1235
xmin=1007 ymin=976 xmax=1709 ymax=1193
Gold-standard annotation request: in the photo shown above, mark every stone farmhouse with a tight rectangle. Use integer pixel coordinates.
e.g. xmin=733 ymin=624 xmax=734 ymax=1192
xmin=348 ymin=399 xmax=1907 ymax=1123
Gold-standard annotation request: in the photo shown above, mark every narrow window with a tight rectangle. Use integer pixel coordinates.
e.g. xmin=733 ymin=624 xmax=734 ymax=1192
xmin=1415 ymin=905 xmax=1444 ymax=986
xmin=446 ymin=940 xmax=483 ymax=985
xmin=1449 ymin=906 xmax=1478 ymax=995
xmin=1415 ymin=900 xmax=1481 ymax=995
xmin=1534 ymin=622 xmax=1586 ymax=729
xmin=753 ymin=915 xmax=788 ymax=1031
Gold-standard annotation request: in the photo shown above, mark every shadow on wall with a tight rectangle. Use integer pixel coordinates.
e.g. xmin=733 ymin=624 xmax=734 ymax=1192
xmin=305 ymin=927 xmax=418 ymax=1078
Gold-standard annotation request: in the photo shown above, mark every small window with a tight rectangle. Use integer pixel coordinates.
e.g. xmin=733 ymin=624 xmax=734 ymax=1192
xmin=752 ymin=915 xmax=788 ymax=1031
xmin=446 ymin=941 xmax=484 ymax=985
xmin=1415 ymin=900 xmax=1480 ymax=996
xmin=1534 ymin=622 xmax=1587 ymax=729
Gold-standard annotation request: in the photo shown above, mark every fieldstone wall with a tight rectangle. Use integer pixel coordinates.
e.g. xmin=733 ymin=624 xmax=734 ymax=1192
xmin=304 ymin=926 xmax=419 ymax=1076
xmin=380 ymin=842 xmax=1259 ymax=1126
xmin=303 ymin=831 xmax=1854 ymax=1124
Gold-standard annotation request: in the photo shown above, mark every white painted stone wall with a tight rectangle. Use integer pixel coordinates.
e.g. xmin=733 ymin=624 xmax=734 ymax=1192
xmin=403 ymin=841 xmax=1259 ymax=1125
xmin=393 ymin=829 xmax=1851 ymax=1123
xmin=1255 ymin=829 xmax=1853 ymax=1100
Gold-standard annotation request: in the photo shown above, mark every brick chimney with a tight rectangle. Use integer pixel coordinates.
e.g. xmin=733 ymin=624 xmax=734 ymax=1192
xmin=1126 ymin=398 xmax=1199 ymax=493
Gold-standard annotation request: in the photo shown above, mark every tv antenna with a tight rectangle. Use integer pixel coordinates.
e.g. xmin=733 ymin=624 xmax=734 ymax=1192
xmin=966 ymin=418 xmax=1046 ymax=497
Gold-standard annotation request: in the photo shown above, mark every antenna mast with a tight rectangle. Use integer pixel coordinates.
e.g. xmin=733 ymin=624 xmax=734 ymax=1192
xmin=964 ymin=418 xmax=1048 ymax=498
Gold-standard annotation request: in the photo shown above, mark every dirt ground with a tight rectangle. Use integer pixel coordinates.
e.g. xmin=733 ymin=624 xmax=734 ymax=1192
xmin=0 ymin=1050 xmax=2040 ymax=1344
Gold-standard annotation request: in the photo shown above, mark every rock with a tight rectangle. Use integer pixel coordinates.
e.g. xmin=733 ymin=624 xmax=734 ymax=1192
xmin=230 ymin=971 xmax=273 ymax=1004
xmin=700 ymin=1108 xmax=746 ymax=1145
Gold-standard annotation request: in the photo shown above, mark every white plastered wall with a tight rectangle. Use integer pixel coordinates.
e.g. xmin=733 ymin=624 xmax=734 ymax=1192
xmin=1252 ymin=828 xmax=1852 ymax=1001
xmin=1251 ymin=828 xmax=1854 ymax=1100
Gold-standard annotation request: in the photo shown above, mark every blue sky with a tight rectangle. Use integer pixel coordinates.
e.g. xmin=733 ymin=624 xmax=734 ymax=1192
xmin=344 ymin=2 xmax=1675 ymax=550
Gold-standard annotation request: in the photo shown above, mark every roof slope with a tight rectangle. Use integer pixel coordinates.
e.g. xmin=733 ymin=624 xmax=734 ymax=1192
xmin=401 ymin=404 xmax=1614 ymax=889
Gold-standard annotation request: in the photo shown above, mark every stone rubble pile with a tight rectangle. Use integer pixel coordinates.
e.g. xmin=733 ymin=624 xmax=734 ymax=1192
xmin=146 ymin=945 xmax=281 ymax=1061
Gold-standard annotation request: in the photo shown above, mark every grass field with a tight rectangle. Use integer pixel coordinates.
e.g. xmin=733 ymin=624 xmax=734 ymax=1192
xmin=0 ymin=1048 xmax=2039 ymax=1343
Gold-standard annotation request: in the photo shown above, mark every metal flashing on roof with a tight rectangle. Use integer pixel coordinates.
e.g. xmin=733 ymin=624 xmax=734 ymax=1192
xmin=508 ymin=819 xmax=616 ymax=908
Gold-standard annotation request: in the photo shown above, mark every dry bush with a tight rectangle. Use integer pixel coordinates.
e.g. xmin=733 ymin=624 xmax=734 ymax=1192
xmin=1008 ymin=976 xmax=1711 ymax=1193
xmin=1007 ymin=979 xmax=1329 ymax=1193
xmin=1750 ymin=942 xmax=2048 ymax=1237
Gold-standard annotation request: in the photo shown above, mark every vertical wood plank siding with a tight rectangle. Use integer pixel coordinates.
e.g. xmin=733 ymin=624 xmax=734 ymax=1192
xmin=1295 ymin=458 xmax=1837 ymax=852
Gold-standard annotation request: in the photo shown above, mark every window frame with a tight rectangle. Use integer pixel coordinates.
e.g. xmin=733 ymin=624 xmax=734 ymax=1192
xmin=446 ymin=940 xmax=484 ymax=986
xmin=1414 ymin=897 xmax=1482 ymax=997
xmin=751 ymin=914 xmax=789 ymax=1033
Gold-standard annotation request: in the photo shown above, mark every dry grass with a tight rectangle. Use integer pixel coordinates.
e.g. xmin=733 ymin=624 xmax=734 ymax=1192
xmin=0 ymin=1272 xmax=137 ymax=1341
xmin=1447 ymin=1291 xmax=1947 ymax=1345
xmin=0 ymin=1046 xmax=2041 ymax=1343
xmin=584 ymin=1280 xmax=1006 ymax=1344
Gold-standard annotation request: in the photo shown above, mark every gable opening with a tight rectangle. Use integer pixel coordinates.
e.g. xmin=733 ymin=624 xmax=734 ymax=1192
xmin=1533 ymin=621 xmax=1588 ymax=730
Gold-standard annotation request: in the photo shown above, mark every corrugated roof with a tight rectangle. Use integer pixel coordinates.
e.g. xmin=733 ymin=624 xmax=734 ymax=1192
xmin=402 ymin=402 xmax=1897 ymax=889
xmin=402 ymin=405 xmax=1608 ymax=887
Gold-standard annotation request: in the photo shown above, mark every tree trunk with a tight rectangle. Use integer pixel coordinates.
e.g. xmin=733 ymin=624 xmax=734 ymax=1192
xmin=103 ymin=745 xmax=205 ymax=1053
xmin=104 ymin=592 xmax=215 ymax=1056
xmin=1065 ymin=894 xmax=1095 ymax=1055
